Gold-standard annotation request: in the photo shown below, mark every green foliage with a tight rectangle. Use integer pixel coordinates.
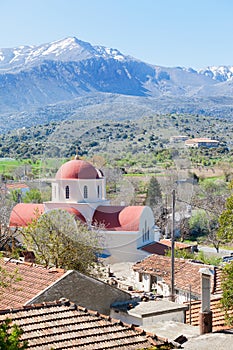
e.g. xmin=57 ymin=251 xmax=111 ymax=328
xmin=218 ymin=194 xmax=233 ymax=243
xmin=22 ymin=209 xmax=102 ymax=275
xmin=0 ymin=318 xmax=28 ymax=349
xmin=23 ymin=189 xmax=42 ymax=203
xmin=189 ymin=210 xmax=209 ymax=237
xmin=11 ymin=188 xmax=42 ymax=204
xmin=221 ymin=261 xmax=233 ymax=324
xmin=165 ymin=248 xmax=221 ymax=266
xmin=0 ymin=253 xmax=22 ymax=292
xmin=145 ymin=176 xmax=162 ymax=209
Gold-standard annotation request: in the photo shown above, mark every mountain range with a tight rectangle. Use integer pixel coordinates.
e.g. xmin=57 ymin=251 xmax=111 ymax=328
xmin=0 ymin=37 xmax=233 ymax=132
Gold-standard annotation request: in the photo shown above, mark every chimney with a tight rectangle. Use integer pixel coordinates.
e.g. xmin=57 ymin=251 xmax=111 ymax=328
xmin=199 ymin=268 xmax=213 ymax=334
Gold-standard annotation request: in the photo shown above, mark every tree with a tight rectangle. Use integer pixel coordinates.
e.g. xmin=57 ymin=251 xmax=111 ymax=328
xmin=23 ymin=188 xmax=42 ymax=203
xmin=189 ymin=209 xmax=209 ymax=237
xmin=221 ymin=261 xmax=233 ymax=325
xmin=145 ymin=176 xmax=162 ymax=214
xmin=218 ymin=194 xmax=233 ymax=243
xmin=22 ymin=209 xmax=102 ymax=275
xmin=0 ymin=318 xmax=28 ymax=349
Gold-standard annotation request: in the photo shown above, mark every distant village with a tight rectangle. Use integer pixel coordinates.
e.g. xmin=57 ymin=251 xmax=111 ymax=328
xmin=0 ymin=154 xmax=232 ymax=349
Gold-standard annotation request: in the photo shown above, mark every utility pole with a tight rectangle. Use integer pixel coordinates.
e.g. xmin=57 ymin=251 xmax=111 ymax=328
xmin=171 ymin=189 xmax=175 ymax=302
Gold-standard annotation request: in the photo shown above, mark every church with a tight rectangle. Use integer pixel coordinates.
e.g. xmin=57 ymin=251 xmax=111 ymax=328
xmin=9 ymin=158 xmax=160 ymax=263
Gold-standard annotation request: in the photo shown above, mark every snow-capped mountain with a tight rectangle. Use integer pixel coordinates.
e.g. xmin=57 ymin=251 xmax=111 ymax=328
xmin=0 ymin=36 xmax=233 ymax=130
xmin=198 ymin=66 xmax=233 ymax=82
xmin=0 ymin=37 xmax=126 ymax=71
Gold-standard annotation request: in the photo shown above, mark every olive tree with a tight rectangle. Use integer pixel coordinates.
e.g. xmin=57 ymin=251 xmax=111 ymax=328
xmin=21 ymin=209 xmax=102 ymax=275
xmin=0 ymin=318 xmax=28 ymax=350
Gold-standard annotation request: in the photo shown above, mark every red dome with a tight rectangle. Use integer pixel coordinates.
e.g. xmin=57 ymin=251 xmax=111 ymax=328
xmin=55 ymin=160 xmax=101 ymax=180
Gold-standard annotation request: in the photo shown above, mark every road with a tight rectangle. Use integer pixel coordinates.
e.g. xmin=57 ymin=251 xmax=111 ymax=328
xmin=198 ymin=245 xmax=233 ymax=257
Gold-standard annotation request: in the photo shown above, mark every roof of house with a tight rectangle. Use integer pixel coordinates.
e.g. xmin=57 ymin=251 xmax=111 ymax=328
xmin=0 ymin=259 xmax=66 ymax=309
xmin=185 ymin=268 xmax=230 ymax=332
xmin=185 ymin=296 xmax=231 ymax=332
xmin=92 ymin=205 xmax=145 ymax=232
xmin=6 ymin=183 xmax=29 ymax=190
xmin=0 ymin=300 xmax=168 ymax=349
xmin=55 ymin=159 xmax=102 ymax=180
xmin=159 ymin=239 xmax=195 ymax=250
xmin=142 ymin=240 xmax=195 ymax=255
xmin=185 ymin=138 xmax=219 ymax=144
xmin=133 ymin=254 xmax=215 ymax=296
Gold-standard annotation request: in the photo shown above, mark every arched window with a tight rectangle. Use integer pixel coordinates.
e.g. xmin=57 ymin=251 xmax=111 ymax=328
xmin=142 ymin=229 xmax=145 ymax=242
xmin=65 ymin=185 xmax=70 ymax=199
xmin=84 ymin=185 xmax=88 ymax=199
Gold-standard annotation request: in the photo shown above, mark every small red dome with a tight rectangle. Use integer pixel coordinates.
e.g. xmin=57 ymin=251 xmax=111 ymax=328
xmin=55 ymin=159 xmax=101 ymax=180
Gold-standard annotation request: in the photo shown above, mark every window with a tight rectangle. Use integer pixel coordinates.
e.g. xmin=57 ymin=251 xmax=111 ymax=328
xmin=97 ymin=185 xmax=100 ymax=198
xmin=142 ymin=229 xmax=145 ymax=242
xmin=84 ymin=185 xmax=88 ymax=199
xmin=65 ymin=185 xmax=69 ymax=199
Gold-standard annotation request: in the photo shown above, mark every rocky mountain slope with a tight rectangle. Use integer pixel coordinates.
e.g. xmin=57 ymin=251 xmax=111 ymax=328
xmin=0 ymin=37 xmax=233 ymax=131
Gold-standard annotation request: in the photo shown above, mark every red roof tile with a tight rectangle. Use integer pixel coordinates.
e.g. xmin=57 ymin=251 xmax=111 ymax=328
xmin=159 ymin=239 xmax=195 ymax=250
xmin=93 ymin=205 xmax=144 ymax=231
xmin=0 ymin=300 xmax=169 ymax=349
xmin=6 ymin=183 xmax=29 ymax=190
xmin=0 ymin=259 xmax=66 ymax=309
xmin=133 ymin=254 xmax=215 ymax=296
xmin=185 ymin=296 xmax=232 ymax=332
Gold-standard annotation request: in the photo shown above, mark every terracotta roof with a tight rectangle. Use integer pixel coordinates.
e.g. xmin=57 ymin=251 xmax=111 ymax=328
xmin=9 ymin=203 xmax=45 ymax=227
xmin=0 ymin=300 xmax=168 ymax=349
xmin=185 ymin=296 xmax=232 ymax=332
xmin=142 ymin=240 xmax=195 ymax=255
xmin=159 ymin=239 xmax=195 ymax=250
xmin=0 ymin=259 xmax=66 ymax=309
xmin=141 ymin=241 xmax=168 ymax=255
xmin=55 ymin=159 xmax=101 ymax=180
xmin=185 ymin=267 xmax=231 ymax=332
xmin=133 ymin=254 xmax=215 ymax=296
xmin=6 ymin=183 xmax=29 ymax=190
xmin=92 ymin=205 xmax=144 ymax=231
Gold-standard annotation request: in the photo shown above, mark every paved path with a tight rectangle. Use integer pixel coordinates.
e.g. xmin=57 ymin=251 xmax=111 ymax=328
xmin=198 ymin=245 xmax=233 ymax=257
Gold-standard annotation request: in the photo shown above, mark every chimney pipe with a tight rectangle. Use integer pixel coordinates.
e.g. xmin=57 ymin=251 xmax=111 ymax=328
xmin=199 ymin=268 xmax=213 ymax=334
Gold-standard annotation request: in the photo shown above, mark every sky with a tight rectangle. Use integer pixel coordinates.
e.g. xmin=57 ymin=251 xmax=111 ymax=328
xmin=1 ymin=0 xmax=233 ymax=69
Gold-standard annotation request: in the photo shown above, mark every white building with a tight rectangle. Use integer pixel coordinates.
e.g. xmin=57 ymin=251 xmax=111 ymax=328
xmin=10 ymin=158 xmax=160 ymax=263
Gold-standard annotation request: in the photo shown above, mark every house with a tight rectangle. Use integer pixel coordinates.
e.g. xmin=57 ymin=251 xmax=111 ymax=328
xmin=9 ymin=158 xmax=160 ymax=263
xmin=110 ymin=299 xmax=189 ymax=328
xmin=0 ymin=258 xmax=131 ymax=315
xmin=185 ymin=138 xmax=219 ymax=148
xmin=132 ymin=254 xmax=216 ymax=303
xmin=185 ymin=267 xmax=232 ymax=332
xmin=141 ymin=239 xmax=197 ymax=256
xmin=0 ymin=299 xmax=171 ymax=349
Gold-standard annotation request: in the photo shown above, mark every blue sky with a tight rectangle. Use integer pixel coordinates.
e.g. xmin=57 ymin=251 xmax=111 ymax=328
xmin=1 ymin=0 xmax=233 ymax=69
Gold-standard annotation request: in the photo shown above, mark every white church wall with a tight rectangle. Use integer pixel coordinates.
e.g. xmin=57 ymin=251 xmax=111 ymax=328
xmin=138 ymin=206 xmax=156 ymax=248
xmin=103 ymin=231 xmax=150 ymax=263
xmin=53 ymin=179 xmax=106 ymax=203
